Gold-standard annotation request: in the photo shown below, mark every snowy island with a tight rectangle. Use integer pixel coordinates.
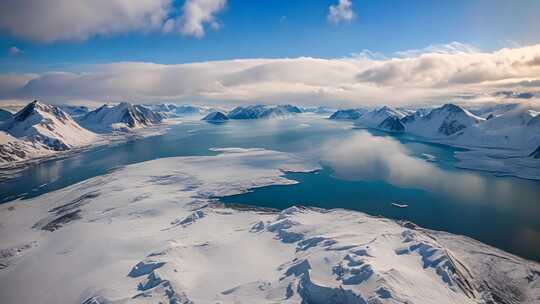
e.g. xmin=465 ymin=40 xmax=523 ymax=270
xmin=330 ymin=103 xmax=540 ymax=180
xmin=0 ymin=148 xmax=538 ymax=304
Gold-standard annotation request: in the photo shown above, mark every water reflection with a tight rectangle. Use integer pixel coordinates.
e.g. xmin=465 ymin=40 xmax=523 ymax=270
xmin=320 ymin=131 xmax=540 ymax=215
xmin=320 ymin=132 xmax=487 ymax=201
xmin=1 ymin=117 xmax=539 ymax=260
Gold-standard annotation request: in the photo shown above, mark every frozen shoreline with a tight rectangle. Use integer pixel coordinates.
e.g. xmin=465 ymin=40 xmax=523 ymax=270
xmin=354 ymin=124 xmax=540 ymax=181
xmin=0 ymin=148 xmax=537 ymax=304
xmin=0 ymin=121 xmax=178 ymax=182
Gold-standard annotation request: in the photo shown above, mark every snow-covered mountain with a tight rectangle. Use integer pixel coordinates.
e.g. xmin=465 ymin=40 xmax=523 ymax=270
xmin=1 ymin=148 xmax=538 ymax=304
xmin=401 ymin=104 xmax=484 ymax=138
xmin=59 ymin=105 xmax=91 ymax=118
xmin=378 ymin=116 xmax=405 ymax=132
xmin=227 ymin=105 xmax=266 ymax=119
xmin=0 ymin=131 xmax=48 ymax=163
xmin=0 ymin=100 xmax=96 ymax=151
xmin=259 ymin=104 xmax=302 ymax=118
xmin=301 ymin=106 xmax=335 ymax=115
xmin=365 ymin=103 xmax=539 ymax=150
xmin=0 ymin=108 xmax=13 ymax=122
xmin=455 ymin=107 xmax=540 ymax=149
xmin=173 ymin=104 xmax=206 ymax=115
xmin=143 ymin=103 xmax=210 ymax=118
xmin=467 ymin=103 xmax=519 ymax=119
xmin=228 ymin=104 xmax=302 ymax=119
xmin=202 ymin=111 xmax=229 ymax=122
xmin=328 ymin=109 xmax=365 ymax=120
xmin=355 ymin=106 xmax=407 ymax=127
xmin=80 ymin=102 xmax=164 ymax=132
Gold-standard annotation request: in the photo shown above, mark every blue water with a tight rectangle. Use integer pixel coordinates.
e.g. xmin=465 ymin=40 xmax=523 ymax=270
xmin=1 ymin=116 xmax=539 ymax=261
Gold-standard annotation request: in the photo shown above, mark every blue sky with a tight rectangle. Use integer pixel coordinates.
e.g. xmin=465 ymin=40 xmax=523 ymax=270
xmin=1 ymin=0 xmax=540 ymax=107
xmin=2 ymin=0 xmax=540 ymax=73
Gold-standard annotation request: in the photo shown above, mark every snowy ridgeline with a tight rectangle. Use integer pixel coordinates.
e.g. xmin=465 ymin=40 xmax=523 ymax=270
xmin=0 ymin=101 xmax=98 ymax=164
xmin=201 ymin=104 xmax=334 ymax=122
xmin=329 ymin=103 xmax=540 ymax=179
xmin=0 ymin=101 xmax=320 ymax=165
xmin=0 ymin=101 xmax=197 ymax=166
xmin=0 ymin=148 xmax=538 ymax=304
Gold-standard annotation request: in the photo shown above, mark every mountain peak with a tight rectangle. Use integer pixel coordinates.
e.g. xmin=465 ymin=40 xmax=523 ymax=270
xmin=377 ymin=106 xmax=392 ymax=112
xmin=117 ymin=101 xmax=131 ymax=107
xmin=1 ymin=100 xmax=95 ymax=151
xmin=12 ymin=100 xmax=69 ymax=123
xmin=202 ymin=111 xmax=229 ymax=122
xmin=80 ymin=102 xmax=163 ymax=132
xmin=440 ymin=103 xmax=465 ymax=113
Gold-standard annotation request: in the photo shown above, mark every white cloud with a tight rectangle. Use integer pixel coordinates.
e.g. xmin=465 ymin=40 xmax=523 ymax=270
xmin=356 ymin=44 xmax=540 ymax=87
xmin=0 ymin=0 xmax=227 ymax=42
xmin=328 ymin=0 xmax=355 ymax=24
xmin=1 ymin=43 xmax=540 ymax=107
xmin=8 ymin=46 xmax=21 ymax=56
xmin=176 ymin=0 xmax=227 ymax=38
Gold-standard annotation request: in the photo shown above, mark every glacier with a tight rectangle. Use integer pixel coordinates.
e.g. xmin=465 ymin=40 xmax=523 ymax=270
xmin=0 ymin=148 xmax=538 ymax=304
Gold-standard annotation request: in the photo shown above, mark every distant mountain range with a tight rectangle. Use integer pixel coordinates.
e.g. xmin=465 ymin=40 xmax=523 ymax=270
xmin=0 ymin=101 xmax=168 ymax=165
xmin=329 ymin=103 xmax=540 ymax=155
xmin=199 ymin=104 xmax=306 ymax=122
xmin=1 ymin=100 xmax=539 ymax=174
xmin=227 ymin=104 xmax=303 ymax=119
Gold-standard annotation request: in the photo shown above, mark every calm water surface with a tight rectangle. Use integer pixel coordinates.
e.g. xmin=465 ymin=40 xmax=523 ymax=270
xmin=1 ymin=116 xmax=539 ymax=261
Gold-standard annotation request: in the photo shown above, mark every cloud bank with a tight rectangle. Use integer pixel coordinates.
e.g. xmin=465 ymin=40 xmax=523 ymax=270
xmin=1 ymin=43 xmax=540 ymax=107
xmin=0 ymin=0 xmax=227 ymax=42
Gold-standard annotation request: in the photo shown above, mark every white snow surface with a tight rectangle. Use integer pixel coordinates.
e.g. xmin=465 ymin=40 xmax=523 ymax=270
xmin=0 ymin=131 xmax=49 ymax=162
xmin=352 ymin=104 xmax=540 ymax=179
xmin=80 ymin=102 xmax=163 ymax=132
xmin=455 ymin=107 xmax=540 ymax=150
xmin=0 ymin=101 xmax=97 ymax=164
xmin=0 ymin=100 xmax=97 ymax=150
xmin=0 ymin=148 xmax=538 ymax=304
xmin=402 ymin=104 xmax=484 ymax=139
xmin=355 ymin=106 xmax=407 ymax=128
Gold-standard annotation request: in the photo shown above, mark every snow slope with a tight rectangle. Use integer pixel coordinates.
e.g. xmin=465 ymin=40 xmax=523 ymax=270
xmin=378 ymin=116 xmax=405 ymax=132
xmin=59 ymin=105 xmax=91 ymax=118
xmin=354 ymin=103 xmax=539 ymax=179
xmin=355 ymin=106 xmax=407 ymax=128
xmin=0 ymin=148 xmax=537 ymax=304
xmin=455 ymin=107 xmax=540 ymax=150
xmin=302 ymin=106 xmax=335 ymax=115
xmin=80 ymin=102 xmax=164 ymax=132
xmin=202 ymin=111 xmax=229 ymax=122
xmin=329 ymin=109 xmax=365 ymax=120
xmin=467 ymin=103 xmax=519 ymax=119
xmin=228 ymin=105 xmax=302 ymax=120
xmin=0 ymin=108 xmax=13 ymax=121
xmin=0 ymin=100 xmax=97 ymax=151
xmin=143 ymin=104 xmax=209 ymax=118
xmin=0 ymin=131 xmax=49 ymax=163
xmin=402 ymin=104 xmax=485 ymax=138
